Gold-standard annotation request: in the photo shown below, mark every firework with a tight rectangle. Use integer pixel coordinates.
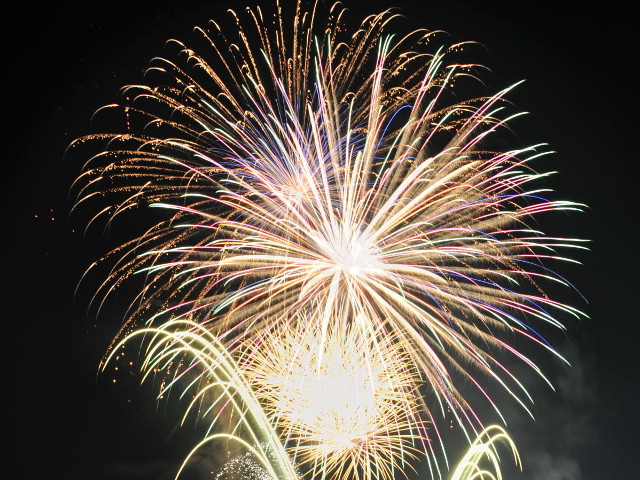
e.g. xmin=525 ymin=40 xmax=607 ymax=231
xmin=240 ymin=319 xmax=426 ymax=480
xmin=214 ymin=450 xmax=276 ymax=480
xmin=103 ymin=319 xmax=298 ymax=480
xmin=450 ymin=425 xmax=520 ymax=480
xmin=73 ymin=0 xmax=585 ymax=478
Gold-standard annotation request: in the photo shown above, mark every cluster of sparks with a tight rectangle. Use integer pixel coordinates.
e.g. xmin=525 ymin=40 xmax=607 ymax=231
xmin=240 ymin=321 xmax=424 ymax=480
xmin=73 ymin=1 xmax=585 ymax=479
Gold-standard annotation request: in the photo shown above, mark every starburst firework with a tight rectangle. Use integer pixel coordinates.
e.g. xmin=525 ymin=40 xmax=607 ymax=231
xmin=73 ymin=1 xmax=585 ymax=478
xmin=240 ymin=320 xmax=425 ymax=480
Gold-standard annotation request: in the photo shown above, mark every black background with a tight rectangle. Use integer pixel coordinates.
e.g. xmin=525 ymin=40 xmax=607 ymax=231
xmin=3 ymin=0 xmax=636 ymax=478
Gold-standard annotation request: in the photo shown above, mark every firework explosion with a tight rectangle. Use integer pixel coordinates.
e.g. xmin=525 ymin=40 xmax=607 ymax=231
xmin=73 ymin=1 xmax=585 ymax=479
xmin=240 ymin=320 xmax=424 ymax=480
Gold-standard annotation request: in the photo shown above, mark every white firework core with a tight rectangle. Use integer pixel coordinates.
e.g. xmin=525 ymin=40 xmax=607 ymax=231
xmin=310 ymin=226 xmax=381 ymax=275
xmin=241 ymin=322 xmax=423 ymax=479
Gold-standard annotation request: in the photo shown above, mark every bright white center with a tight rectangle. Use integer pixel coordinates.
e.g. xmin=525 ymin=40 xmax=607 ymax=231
xmin=310 ymin=226 xmax=381 ymax=274
xmin=261 ymin=327 xmax=383 ymax=454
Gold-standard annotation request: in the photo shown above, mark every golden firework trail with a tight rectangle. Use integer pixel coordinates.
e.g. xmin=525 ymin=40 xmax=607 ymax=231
xmin=73 ymin=1 xmax=586 ymax=478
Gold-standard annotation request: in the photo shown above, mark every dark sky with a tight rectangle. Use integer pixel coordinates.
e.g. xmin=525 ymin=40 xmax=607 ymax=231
xmin=3 ymin=1 xmax=636 ymax=479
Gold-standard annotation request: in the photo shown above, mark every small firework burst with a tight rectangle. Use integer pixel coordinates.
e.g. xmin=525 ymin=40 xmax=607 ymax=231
xmin=240 ymin=320 xmax=425 ymax=480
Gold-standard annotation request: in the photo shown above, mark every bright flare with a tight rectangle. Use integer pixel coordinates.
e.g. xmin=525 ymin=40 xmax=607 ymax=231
xmin=241 ymin=321 xmax=424 ymax=480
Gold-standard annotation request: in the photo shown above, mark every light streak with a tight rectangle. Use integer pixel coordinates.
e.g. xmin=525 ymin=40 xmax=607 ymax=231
xmin=450 ymin=426 xmax=520 ymax=480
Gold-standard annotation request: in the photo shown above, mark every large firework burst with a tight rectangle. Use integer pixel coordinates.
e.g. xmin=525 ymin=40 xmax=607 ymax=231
xmin=73 ymin=1 xmax=585 ymax=478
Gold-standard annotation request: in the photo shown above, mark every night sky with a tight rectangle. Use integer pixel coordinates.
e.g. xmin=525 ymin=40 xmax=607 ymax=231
xmin=3 ymin=1 xmax=637 ymax=479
